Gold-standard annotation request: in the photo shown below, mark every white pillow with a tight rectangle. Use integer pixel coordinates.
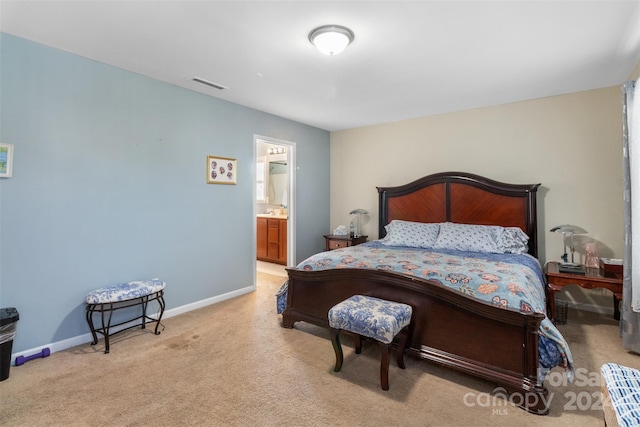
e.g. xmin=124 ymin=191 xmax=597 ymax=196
xmin=379 ymin=220 xmax=440 ymax=249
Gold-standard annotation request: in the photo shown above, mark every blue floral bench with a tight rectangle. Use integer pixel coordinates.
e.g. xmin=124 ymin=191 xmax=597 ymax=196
xmin=328 ymin=295 xmax=413 ymax=390
xmin=85 ymin=279 xmax=166 ymax=353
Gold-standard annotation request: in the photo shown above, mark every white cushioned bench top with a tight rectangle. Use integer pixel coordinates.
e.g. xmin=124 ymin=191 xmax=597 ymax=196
xmin=86 ymin=279 xmax=165 ymax=304
xmin=601 ymin=363 xmax=640 ymax=427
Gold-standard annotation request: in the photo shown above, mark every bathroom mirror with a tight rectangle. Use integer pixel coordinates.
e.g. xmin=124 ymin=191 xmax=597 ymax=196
xmin=269 ymin=160 xmax=288 ymax=208
xmin=256 ymin=157 xmax=267 ymax=203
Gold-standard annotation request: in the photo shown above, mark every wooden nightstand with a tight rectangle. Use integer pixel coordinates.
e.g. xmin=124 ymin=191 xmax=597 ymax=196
xmin=324 ymin=235 xmax=368 ymax=251
xmin=545 ymin=261 xmax=623 ymax=322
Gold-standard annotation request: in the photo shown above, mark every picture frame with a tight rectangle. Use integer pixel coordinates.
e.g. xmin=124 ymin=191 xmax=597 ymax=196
xmin=0 ymin=143 xmax=14 ymax=178
xmin=207 ymin=156 xmax=237 ymax=185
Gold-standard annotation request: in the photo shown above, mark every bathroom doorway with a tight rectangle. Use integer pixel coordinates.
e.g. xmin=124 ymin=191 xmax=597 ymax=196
xmin=254 ymin=136 xmax=295 ymax=282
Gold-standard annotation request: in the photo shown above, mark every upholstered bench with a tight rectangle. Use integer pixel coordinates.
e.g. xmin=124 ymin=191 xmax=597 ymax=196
xmin=85 ymin=279 xmax=166 ymax=354
xmin=601 ymin=363 xmax=640 ymax=427
xmin=328 ymin=295 xmax=412 ymax=390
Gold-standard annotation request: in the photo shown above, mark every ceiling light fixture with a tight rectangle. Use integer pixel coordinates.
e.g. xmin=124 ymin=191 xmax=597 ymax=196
xmin=192 ymin=76 xmax=228 ymax=91
xmin=308 ymin=25 xmax=354 ymax=56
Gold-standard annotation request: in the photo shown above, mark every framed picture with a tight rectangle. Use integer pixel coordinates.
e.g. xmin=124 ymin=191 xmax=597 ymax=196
xmin=0 ymin=143 xmax=14 ymax=178
xmin=207 ymin=156 xmax=237 ymax=184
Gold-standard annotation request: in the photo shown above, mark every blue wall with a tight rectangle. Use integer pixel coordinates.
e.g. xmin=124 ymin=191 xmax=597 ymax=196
xmin=0 ymin=34 xmax=330 ymax=353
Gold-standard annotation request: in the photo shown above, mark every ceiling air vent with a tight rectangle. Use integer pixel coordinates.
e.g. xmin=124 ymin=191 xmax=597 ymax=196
xmin=192 ymin=77 xmax=228 ymax=90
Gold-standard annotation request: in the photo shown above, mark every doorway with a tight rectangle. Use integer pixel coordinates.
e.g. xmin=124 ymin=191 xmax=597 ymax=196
xmin=254 ymin=136 xmax=296 ymax=282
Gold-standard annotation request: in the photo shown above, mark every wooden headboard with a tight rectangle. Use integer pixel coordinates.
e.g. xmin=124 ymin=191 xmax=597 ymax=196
xmin=377 ymin=172 xmax=541 ymax=258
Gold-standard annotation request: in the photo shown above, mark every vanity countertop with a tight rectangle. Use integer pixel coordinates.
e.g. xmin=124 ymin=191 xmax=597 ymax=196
xmin=257 ymin=213 xmax=288 ymax=220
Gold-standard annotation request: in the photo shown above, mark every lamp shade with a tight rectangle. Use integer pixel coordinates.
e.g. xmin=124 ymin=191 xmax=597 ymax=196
xmin=349 ymin=208 xmax=368 ymax=215
xmin=309 ymin=25 xmax=354 ymax=56
xmin=550 ymin=224 xmax=587 ymax=234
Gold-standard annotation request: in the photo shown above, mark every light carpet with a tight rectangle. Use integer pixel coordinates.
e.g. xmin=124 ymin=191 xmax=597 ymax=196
xmin=1 ymin=272 xmax=638 ymax=426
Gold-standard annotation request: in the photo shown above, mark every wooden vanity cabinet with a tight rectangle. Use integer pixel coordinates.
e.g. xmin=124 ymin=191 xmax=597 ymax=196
xmin=257 ymin=217 xmax=287 ymax=265
xmin=257 ymin=217 xmax=268 ymax=259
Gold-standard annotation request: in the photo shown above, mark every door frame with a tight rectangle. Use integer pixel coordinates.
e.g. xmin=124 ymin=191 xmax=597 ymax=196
xmin=254 ymin=135 xmax=296 ymax=277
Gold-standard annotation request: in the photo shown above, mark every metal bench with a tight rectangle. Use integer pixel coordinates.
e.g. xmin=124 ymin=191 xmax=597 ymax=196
xmin=85 ymin=279 xmax=166 ymax=353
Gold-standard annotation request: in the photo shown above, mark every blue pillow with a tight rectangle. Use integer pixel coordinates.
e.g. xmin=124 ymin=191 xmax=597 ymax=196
xmin=379 ymin=220 xmax=440 ymax=249
xmin=498 ymin=227 xmax=530 ymax=254
xmin=432 ymin=222 xmax=530 ymax=254
xmin=432 ymin=222 xmax=501 ymax=253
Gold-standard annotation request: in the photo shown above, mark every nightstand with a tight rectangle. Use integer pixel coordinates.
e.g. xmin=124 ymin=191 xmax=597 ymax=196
xmin=545 ymin=261 xmax=623 ymax=322
xmin=324 ymin=235 xmax=368 ymax=251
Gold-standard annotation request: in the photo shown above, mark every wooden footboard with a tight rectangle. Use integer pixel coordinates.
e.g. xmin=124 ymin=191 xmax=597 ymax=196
xmin=282 ymin=267 xmax=549 ymax=415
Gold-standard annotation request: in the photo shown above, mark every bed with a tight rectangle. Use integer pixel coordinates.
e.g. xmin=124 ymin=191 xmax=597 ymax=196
xmin=279 ymin=171 xmax=573 ymax=415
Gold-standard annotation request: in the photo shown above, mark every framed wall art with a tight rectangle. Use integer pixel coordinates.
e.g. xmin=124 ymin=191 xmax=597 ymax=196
xmin=207 ymin=156 xmax=237 ymax=185
xmin=0 ymin=143 xmax=14 ymax=178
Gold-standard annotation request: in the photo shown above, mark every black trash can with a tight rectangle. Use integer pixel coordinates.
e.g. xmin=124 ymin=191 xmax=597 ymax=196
xmin=555 ymin=299 xmax=569 ymax=325
xmin=0 ymin=307 xmax=19 ymax=381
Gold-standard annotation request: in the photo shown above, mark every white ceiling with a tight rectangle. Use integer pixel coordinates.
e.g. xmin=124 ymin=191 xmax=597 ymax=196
xmin=2 ymin=1 xmax=640 ymax=131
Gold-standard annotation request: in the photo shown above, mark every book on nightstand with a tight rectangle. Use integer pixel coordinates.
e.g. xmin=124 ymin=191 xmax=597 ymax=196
xmin=558 ymin=263 xmax=586 ymax=275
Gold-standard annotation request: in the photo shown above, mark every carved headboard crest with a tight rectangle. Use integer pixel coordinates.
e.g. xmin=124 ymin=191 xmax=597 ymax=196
xmin=377 ymin=172 xmax=541 ymax=258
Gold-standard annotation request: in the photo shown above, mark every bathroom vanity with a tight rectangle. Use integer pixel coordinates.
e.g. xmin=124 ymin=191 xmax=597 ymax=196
xmin=257 ymin=215 xmax=287 ymax=265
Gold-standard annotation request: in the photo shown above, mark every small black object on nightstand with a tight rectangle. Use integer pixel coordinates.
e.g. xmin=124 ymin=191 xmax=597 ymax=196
xmin=558 ymin=263 xmax=586 ymax=275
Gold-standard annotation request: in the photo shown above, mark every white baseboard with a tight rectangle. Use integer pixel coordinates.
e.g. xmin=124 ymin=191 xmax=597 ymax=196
xmin=10 ymin=285 xmax=255 ymax=365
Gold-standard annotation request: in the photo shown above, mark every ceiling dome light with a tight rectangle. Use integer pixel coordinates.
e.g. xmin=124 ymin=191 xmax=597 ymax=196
xmin=308 ymin=25 xmax=354 ymax=56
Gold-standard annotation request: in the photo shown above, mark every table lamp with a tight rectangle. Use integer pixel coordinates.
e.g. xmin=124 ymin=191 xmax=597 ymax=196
xmin=550 ymin=224 xmax=587 ymax=274
xmin=349 ymin=209 xmax=368 ymax=238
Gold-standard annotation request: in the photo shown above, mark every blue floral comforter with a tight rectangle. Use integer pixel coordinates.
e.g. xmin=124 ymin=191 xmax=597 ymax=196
xmin=279 ymin=241 xmax=574 ymax=382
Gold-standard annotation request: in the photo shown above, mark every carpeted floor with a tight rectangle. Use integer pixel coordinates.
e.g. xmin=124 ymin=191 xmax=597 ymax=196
xmin=0 ymin=272 xmax=638 ymax=426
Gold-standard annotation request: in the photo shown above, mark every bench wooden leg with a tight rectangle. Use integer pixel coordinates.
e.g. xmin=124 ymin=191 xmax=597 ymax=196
xmin=354 ymin=334 xmax=362 ymax=354
xmin=330 ymin=328 xmax=343 ymax=372
xmin=379 ymin=342 xmax=391 ymax=391
xmin=396 ymin=326 xmax=409 ymax=369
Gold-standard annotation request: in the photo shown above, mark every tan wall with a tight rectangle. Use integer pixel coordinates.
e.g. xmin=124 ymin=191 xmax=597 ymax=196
xmin=330 ymin=86 xmax=624 ymax=312
xmin=630 ymin=59 xmax=640 ymax=80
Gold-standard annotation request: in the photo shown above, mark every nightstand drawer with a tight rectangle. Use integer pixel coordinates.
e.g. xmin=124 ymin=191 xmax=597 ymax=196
xmin=323 ymin=235 xmax=368 ymax=251
xmin=327 ymin=239 xmax=348 ymax=250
